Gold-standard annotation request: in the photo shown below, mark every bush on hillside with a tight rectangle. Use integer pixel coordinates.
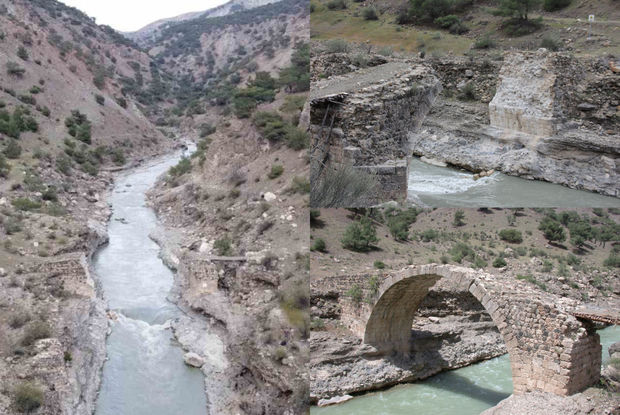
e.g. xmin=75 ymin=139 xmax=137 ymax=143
xmin=14 ymin=383 xmax=44 ymax=412
xmin=65 ymin=110 xmax=92 ymax=144
xmin=327 ymin=0 xmax=347 ymax=10
xmin=362 ymin=7 xmax=379 ymax=20
xmin=341 ymin=216 xmax=378 ymax=252
xmin=498 ymin=228 xmax=523 ymax=243
xmin=543 ymin=0 xmax=570 ymax=11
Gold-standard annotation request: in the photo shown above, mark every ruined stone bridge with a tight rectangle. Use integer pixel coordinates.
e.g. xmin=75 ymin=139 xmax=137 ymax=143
xmin=311 ymin=264 xmax=610 ymax=396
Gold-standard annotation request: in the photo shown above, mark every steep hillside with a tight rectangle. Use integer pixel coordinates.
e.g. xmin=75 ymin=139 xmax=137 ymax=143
xmin=127 ymin=0 xmax=280 ymax=46
xmin=0 ymin=0 xmax=177 ymax=413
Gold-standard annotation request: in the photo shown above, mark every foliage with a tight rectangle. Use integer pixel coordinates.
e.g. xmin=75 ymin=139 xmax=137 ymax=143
xmin=17 ymin=46 xmax=29 ymax=61
xmin=540 ymin=36 xmax=561 ymax=51
xmin=538 ymin=216 xmax=566 ymax=243
xmin=268 ymin=164 xmax=284 ymax=179
xmin=21 ymin=321 xmax=51 ymax=346
xmin=341 ymin=216 xmax=378 ymax=252
xmin=386 ymin=208 xmax=419 ymax=241
xmin=453 ymin=209 xmax=466 ymax=226
xmin=311 ymin=238 xmax=327 ymax=252
xmin=310 ymin=164 xmax=377 ymax=207
xmin=6 ymin=61 xmax=26 ymax=77
xmin=199 ymin=123 xmax=216 ymax=138
xmin=279 ymin=43 xmax=310 ymax=92
xmin=493 ymin=257 xmax=507 ymax=268
xmin=95 ymin=94 xmax=105 ymax=105
xmin=473 ymin=35 xmax=496 ymax=49
xmin=65 ymin=110 xmax=92 ymax=144
xmin=325 ymin=39 xmax=349 ymax=53
xmin=457 ymin=82 xmax=476 ymax=101
xmin=420 ymin=229 xmax=439 ymax=242
xmin=14 ymin=383 xmax=44 ymax=412
xmin=3 ymin=139 xmax=22 ymax=159
xmin=214 ymin=237 xmax=232 ymax=256
xmin=253 ymin=111 xmax=288 ymax=140
xmin=0 ymin=106 xmax=39 ymax=139
xmin=494 ymin=0 xmax=541 ymax=21
xmin=498 ymin=228 xmax=523 ymax=243
xmin=168 ymin=157 xmax=192 ymax=178
xmin=434 ymin=14 xmax=468 ymax=34
xmin=327 ymin=0 xmax=347 ymax=10
xmin=0 ymin=153 xmax=9 ymax=178
xmin=362 ymin=7 xmax=379 ymax=20
xmin=346 ymin=284 xmax=363 ymax=303
xmin=543 ymin=0 xmax=570 ymax=11
xmin=373 ymin=260 xmax=385 ymax=269
xmin=449 ymin=241 xmax=474 ymax=263
xmin=289 ymin=176 xmax=310 ymax=194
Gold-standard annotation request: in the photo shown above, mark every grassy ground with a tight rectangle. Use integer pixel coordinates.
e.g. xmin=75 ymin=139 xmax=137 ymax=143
xmin=310 ymin=0 xmax=620 ymax=57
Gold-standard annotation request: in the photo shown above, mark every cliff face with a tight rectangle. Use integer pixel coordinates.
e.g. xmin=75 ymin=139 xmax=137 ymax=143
xmin=409 ymin=50 xmax=620 ymax=197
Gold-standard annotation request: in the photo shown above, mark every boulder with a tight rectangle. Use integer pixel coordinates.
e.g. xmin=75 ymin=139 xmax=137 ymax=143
xmin=183 ymin=352 xmax=205 ymax=368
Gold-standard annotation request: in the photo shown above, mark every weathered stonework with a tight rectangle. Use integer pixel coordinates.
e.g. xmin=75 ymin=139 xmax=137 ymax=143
xmin=310 ymin=61 xmax=441 ymax=205
xmin=312 ymin=264 xmax=603 ymax=397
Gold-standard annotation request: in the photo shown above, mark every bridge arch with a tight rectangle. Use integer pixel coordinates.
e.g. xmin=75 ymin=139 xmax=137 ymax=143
xmin=362 ymin=264 xmax=601 ymax=396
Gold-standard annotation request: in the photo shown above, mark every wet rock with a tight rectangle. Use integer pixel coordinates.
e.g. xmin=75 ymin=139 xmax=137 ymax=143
xmin=183 ymin=352 xmax=205 ymax=368
xmin=318 ymin=395 xmax=354 ymax=407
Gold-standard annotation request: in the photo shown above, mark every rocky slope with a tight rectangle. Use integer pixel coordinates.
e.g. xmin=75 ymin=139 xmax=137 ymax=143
xmin=409 ymin=50 xmax=620 ymax=197
xmin=148 ymin=87 xmax=310 ymax=413
xmin=0 ymin=0 xmax=180 ymax=412
xmin=127 ymin=0 xmax=282 ymax=47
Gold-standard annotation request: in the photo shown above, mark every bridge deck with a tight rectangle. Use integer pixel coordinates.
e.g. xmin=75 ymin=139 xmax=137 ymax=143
xmin=571 ymin=306 xmax=620 ymax=325
xmin=310 ymin=61 xmax=414 ymax=102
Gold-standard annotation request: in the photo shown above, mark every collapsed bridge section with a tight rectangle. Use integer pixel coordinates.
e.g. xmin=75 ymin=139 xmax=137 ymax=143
xmin=310 ymin=61 xmax=441 ymax=205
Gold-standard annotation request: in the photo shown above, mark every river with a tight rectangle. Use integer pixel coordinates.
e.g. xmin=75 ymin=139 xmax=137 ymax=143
xmin=93 ymin=148 xmax=207 ymax=415
xmin=408 ymin=158 xmax=620 ymax=208
xmin=312 ymin=326 xmax=620 ymax=415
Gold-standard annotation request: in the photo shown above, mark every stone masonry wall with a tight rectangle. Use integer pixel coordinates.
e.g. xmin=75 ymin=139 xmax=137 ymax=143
xmin=312 ymin=265 xmax=602 ymax=397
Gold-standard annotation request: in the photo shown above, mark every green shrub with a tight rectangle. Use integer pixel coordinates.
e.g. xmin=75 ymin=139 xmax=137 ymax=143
xmin=373 ymin=260 xmax=385 ymax=269
xmin=498 ymin=228 xmax=523 ymax=243
xmin=95 ymin=94 xmax=105 ymax=105
xmin=12 ymin=197 xmax=41 ymax=211
xmin=473 ymin=35 xmax=496 ymax=49
xmin=289 ymin=176 xmax=310 ymax=194
xmin=17 ymin=46 xmax=29 ymax=61
xmin=253 ymin=112 xmax=287 ymax=141
xmin=434 ymin=14 xmax=468 ymax=34
xmin=362 ymin=7 xmax=378 ymax=20
xmin=540 ymin=36 xmax=561 ymax=51
xmin=6 ymin=61 xmax=26 ymax=77
xmin=214 ymin=237 xmax=232 ymax=256
xmin=539 ymin=216 xmax=566 ymax=243
xmin=285 ymin=126 xmax=309 ymax=150
xmin=168 ymin=158 xmax=192 ymax=178
xmin=472 ymin=256 xmax=487 ymax=269
xmin=346 ymin=284 xmax=363 ymax=303
xmin=199 ymin=123 xmax=216 ymax=138
xmin=65 ymin=110 xmax=92 ymax=144
xmin=3 ymin=139 xmax=22 ymax=159
xmin=420 ymin=229 xmax=439 ymax=242
xmin=14 ymin=382 xmax=44 ymax=412
xmin=325 ymin=39 xmax=349 ymax=54
xmin=493 ymin=257 xmax=507 ymax=268
xmin=543 ymin=0 xmax=570 ymax=11
xmin=604 ymin=254 xmax=620 ymax=268
xmin=268 ymin=164 xmax=284 ymax=179
xmin=453 ymin=209 xmax=466 ymax=226
xmin=21 ymin=321 xmax=51 ymax=346
xmin=458 ymin=83 xmax=477 ymax=101
xmin=0 ymin=153 xmax=9 ymax=177
xmin=450 ymin=242 xmax=474 ymax=263
xmin=541 ymin=259 xmax=553 ymax=272
xmin=341 ymin=216 xmax=378 ymax=252
xmin=311 ymin=238 xmax=327 ymax=252
xmin=116 ymin=96 xmax=127 ymax=108
xmin=387 ymin=208 xmax=419 ymax=241
xmin=327 ymin=0 xmax=346 ymax=10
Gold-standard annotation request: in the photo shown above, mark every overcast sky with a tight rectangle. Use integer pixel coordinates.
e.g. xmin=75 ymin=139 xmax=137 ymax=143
xmin=60 ymin=0 xmax=229 ymax=32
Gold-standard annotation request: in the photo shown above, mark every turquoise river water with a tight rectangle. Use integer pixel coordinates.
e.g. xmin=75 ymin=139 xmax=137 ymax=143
xmin=312 ymin=326 xmax=620 ymax=415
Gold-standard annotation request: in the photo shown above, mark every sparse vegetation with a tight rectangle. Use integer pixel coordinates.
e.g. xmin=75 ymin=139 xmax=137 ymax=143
xmin=499 ymin=229 xmax=523 ymax=243
xmin=214 ymin=237 xmax=232 ymax=256
xmin=341 ymin=216 xmax=378 ymax=252
xmin=14 ymin=382 xmax=44 ymax=412
xmin=268 ymin=164 xmax=284 ymax=179
xmin=65 ymin=110 xmax=92 ymax=144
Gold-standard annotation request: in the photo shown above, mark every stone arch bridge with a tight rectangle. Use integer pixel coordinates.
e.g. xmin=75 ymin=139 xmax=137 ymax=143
xmin=312 ymin=264 xmax=615 ymax=396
